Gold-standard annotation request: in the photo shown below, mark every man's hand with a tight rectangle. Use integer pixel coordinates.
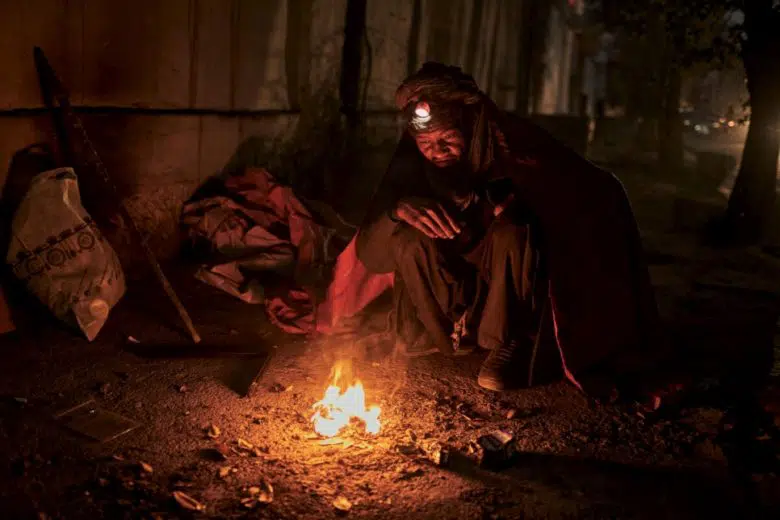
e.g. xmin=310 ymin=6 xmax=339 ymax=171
xmin=392 ymin=196 xmax=462 ymax=239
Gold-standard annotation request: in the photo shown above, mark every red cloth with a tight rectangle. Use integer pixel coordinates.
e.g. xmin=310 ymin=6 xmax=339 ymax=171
xmin=265 ymin=238 xmax=394 ymax=335
xmin=314 ymin=238 xmax=394 ymax=333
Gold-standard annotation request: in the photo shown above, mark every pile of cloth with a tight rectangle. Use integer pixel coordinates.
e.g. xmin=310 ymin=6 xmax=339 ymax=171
xmin=180 ymin=167 xmax=393 ymax=335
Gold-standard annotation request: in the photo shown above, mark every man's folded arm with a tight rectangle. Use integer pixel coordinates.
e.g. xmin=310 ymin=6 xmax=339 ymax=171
xmin=356 ymin=134 xmax=422 ymax=273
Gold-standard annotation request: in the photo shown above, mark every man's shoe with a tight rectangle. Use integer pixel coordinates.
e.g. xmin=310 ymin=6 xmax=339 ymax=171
xmin=453 ymin=336 xmax=478 ymax=356
xmin=398 ymin=332 xmax=439 ymax=358
xmin=399 ymin=333 xmax=478 ymax=358
xmin=477 ymin=340 xmax=520 ymax=391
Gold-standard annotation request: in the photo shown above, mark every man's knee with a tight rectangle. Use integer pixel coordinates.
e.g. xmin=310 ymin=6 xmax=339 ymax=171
xmin=392 ymin=225 xmax=437 ymax=266
xmin=487 ymin=217 xmax=529 ymax=252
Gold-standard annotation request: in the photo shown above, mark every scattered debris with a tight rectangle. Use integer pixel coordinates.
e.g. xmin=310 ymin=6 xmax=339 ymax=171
xmin=97 ymin=382 xmax=111 ymax=396
xmin=214 ymin=442 xmax=231 ymax=458
xmin=318 ymin=437 xmax=347 ymax=446
xmin=138 ymin=461 xmax=153 ymax=474
xmin=172 ymin=490 xmax=205 ymax=512
xmin=506 ymin=408 xmax=517 ymax=419
xmin=127 ymin=336 xmax=140 ymax=344
xmin=252 ymin=445 xmax=269 ymax=457
xmin=55 ymin=400 xmax=139 ymax=442
xmin=477 ymin=430 xmax=516 ymax=470
xmin=396 ymin=443 xmax=419 ymax=456
xmin=456 ymin=402 xmax=484 ymax=422
xmin=218 ymin=466 xmax=232 ymax=479
xmin=426 ymin=443 xmax=450 ymax=467
xmin=396 ymin=467 xmax=425 ymax=480
xmin=270 ymin=382 xmax=287 ymax=392
xmin=177 ymin=384 xmax=189 ymax=393
xmin=333 ymin=496 xmax=352 ymax=513
xmin=237 ymin=438 xmax=254 ymax=450
xmin=200 ymin=444 xmax=229 ymax=462
xmin=206 ymin=424 xmax=221 ymax=439
xmin=256 ymin=481 xmax=274 ymax=504
xmin=242 ymin=480 xmax=274 ymax=508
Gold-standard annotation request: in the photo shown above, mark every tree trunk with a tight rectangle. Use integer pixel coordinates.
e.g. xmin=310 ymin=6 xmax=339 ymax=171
xmin=723 ymin=1 xmax=780 ymax=243
xmin=658 ymin=66 xmax=684 ymax=173
xmin=724 ymin=84 xmax=780 ymax=241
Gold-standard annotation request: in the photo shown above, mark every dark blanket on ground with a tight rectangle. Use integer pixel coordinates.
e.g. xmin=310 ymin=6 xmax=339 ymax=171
xmin=357 ymin=115 xmax=661 ymax=388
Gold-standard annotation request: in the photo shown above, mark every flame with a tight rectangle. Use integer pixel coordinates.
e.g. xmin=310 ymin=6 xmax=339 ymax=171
xmin=310 ymin=361 xmax=381 ymax=438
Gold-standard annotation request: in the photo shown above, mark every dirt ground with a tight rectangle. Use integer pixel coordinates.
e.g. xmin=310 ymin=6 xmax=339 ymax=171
xmin=2 ymin=164 xmax=780 ymax=519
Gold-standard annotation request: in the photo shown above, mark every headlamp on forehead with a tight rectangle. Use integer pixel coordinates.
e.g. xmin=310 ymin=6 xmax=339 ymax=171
xmin=410 ymin=101 xmax=432 ymax=130
xmin=404 ymin=98 xmax=461 ymax=135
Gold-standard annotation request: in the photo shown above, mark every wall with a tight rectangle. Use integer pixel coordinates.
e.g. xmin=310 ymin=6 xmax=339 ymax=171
xmin=0 ymin=0 xmax=583 ymax=263
xmin=0 ymin=0 xmax=346 ymax=262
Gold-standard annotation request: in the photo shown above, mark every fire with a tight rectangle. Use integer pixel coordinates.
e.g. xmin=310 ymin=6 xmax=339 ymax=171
xmin=310 ymin=361 xmax=381 ymax=438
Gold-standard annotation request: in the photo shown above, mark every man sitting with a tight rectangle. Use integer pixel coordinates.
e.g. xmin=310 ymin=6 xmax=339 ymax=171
xmin=356 ymin=63 xmax=660 ymax=396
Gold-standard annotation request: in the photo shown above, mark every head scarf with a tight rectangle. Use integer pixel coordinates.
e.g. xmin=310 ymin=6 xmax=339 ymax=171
xmin=396 ymin=62 xmax=510 ymax=175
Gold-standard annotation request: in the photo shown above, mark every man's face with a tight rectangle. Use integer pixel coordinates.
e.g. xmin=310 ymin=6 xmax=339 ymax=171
xmin=413 ymin=128 xmax=465 ymax=168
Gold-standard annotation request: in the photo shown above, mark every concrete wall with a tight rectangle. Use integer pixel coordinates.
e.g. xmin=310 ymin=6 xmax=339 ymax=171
xmin=0 ymin=0 xmax=584 ymax=265
xmin=0 ymin=0 xmax=346 ymax=263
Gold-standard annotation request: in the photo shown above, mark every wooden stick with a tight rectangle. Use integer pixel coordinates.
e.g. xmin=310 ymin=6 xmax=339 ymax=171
xmin=33 ymin=46 xmax=201 ymax=343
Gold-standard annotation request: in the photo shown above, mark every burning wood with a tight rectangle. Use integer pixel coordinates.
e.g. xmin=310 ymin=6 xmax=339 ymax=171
xmin=310 ymin=361 xmax=381 ymax=438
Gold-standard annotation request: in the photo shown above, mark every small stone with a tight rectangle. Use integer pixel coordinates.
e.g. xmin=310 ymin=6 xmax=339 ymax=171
xmin=172 ymin=491 xmax=205 ymax=511
xmin=333 ymin=496 xmax=352 ymax=513
xmin=237 ymin=438 xmax=254 ymax=450
xmin=506 ymin=409 xmax=517 ymax=419
xmin=254 ymin=480 xmax=274 ymax=504
xmin=206 ymin=424 xmax=221 ymax=439
xmin=138 ymin=462 xmax=153 ymax=474
xmin=214 ymin=443 xmax=231 ymax=459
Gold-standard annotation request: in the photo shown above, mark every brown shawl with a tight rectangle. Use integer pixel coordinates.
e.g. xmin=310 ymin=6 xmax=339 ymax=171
xmin=395 ymin=62 xmax=661 ymax=384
